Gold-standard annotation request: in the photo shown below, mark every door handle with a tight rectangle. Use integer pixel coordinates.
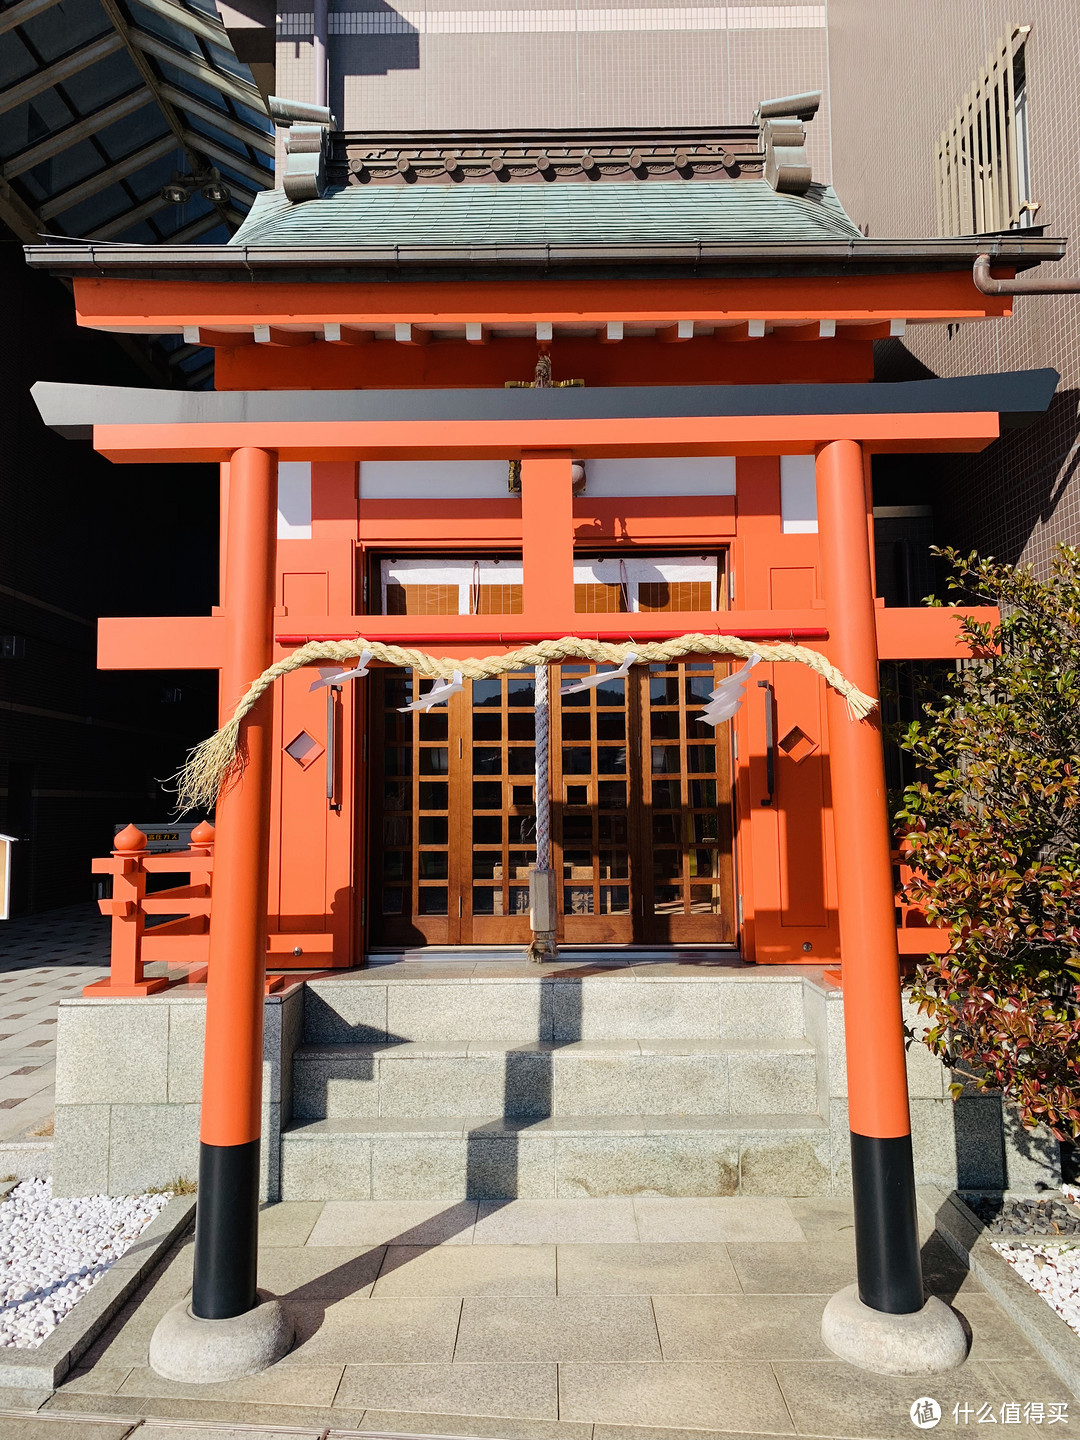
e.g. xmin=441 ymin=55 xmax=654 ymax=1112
xmin=757 ymin=679 xmax=775 ymax=807
xmin=326 ymin=684 xmax=341 ymax=812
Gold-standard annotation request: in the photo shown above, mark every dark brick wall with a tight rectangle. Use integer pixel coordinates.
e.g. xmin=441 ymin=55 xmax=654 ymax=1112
xmin=0 ymin=243 xmax=219 ymax=915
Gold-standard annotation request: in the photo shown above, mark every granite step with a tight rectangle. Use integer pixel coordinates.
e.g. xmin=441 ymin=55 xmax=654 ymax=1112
xmin=278 ymin=1111 xmax=833 ymax=1201
xmin=302 ymin=967 xmax=809 ymax=1045
xmin=291 ymin=1036 xmax=820 ymax=1121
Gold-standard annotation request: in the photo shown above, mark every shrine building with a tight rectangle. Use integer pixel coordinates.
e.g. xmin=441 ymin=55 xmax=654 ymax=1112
xmin=23 ymin=90 xmax=1067 ymax=1351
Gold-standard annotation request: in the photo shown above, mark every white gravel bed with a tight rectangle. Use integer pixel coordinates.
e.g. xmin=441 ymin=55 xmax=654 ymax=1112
xmin=0 ymin=1178 xmax=169 ymax=1349
xmin=993 ymin=1239 xmax=1080 ymax=1337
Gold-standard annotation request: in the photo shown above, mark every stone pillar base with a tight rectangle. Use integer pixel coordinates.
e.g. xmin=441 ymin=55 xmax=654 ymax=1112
xmin=821 ymin=1283 xmax=969 ymax=1375
xmin=149 ymin=1290 xmax=294 ymax=1382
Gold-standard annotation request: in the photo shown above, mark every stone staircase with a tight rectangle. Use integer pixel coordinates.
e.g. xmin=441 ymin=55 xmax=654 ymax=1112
xmin=278 ymin=960 xmax=837 ymax=1200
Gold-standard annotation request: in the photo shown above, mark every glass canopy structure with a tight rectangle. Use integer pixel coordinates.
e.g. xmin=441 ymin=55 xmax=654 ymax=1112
xmin=0 ymin=0 xmax=274 ymax=384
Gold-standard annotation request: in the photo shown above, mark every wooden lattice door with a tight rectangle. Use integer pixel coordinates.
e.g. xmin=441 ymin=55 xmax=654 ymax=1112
xmin=370 ymin=667 xmax=537 ymax=946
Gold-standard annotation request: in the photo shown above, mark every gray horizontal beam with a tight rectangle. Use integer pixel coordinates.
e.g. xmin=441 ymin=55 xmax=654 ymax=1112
xmin=2 ymin=88 xmax=154 ymax=179
xmin=39 ymin=133 xmax=178 ymax=221
xmin=0 ymin=31 xmax=125 ymax=116
xmin=182 ymin=130 xmax=270 ymax=189
xmin=29 ymin=370 xmax=1061 ymax=440
xmin=158 ymin=82 xmax=272 ymax=154
xmin=0 ymin=0 xmax=62 ymax=37
xmin=127 ymin=0 xmax=229 ymax=50
xmin=129 ymin=27 xmax=263 ymax=109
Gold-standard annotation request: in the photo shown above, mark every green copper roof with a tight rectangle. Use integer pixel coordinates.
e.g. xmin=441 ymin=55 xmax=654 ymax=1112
xmin=229 ymin=179 xmax=863 ymax=249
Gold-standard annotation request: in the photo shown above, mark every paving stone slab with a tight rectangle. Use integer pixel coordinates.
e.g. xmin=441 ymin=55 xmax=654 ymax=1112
xmin=453 ymin=1296 xmax=661 ymax=1363
xmin=334 ymin=1362 xmax=559 ymax=1420
xmin=558 ymin=1361 xmax=794 ymax=1432
xmin=372 ymin=1245 xmax=557 ymax=1297
xmin=554 ymin=1242 xmax=740 ymax=1295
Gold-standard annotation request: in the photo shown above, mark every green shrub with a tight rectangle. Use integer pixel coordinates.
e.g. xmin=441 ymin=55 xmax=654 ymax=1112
xmin=897 ymin=545 xmax=1080 ymax=1139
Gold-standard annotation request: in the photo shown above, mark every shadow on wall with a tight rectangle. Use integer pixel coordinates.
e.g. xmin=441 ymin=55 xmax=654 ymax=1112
xmin=331 ymin=1 xmax=419 ymax=115
xmin=874 ymin=339 xmax=1080 ymax=567
xmin=951 ymin=1091 xmax=1060 ymax=1191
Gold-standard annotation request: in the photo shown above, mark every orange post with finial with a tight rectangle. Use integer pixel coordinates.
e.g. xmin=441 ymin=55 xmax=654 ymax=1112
xmin=88 ymin=823 xmax=169 ymax=996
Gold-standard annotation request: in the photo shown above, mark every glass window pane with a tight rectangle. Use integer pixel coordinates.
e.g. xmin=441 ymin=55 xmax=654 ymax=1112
xmin=473 ymin=747 xmax=501 ymax=774
xmin=649 ymin=676 xmax=680 ymax=705
xmin=418 ymin=712 xmax=448 ymax=741
xmin=565 ymin=886 xmax=594 ymax=914
xmin=598 ymin=782 xmax=625 ymax=809
xmin=653 ymin=850 xmax=682 ymax=881
xmin=382 ymin=852 xmax=404 ymax=880
xmin=654 ymin=886 xmax=681 ymax=914
xmin=562 ymin=815 xmax=592 ymax=843
xmin=418 ymin=782 xmax=447 ymax=810
xmin=473 ymin=713 xmax=501 ymax=741
xmin=418 ymin=887 xmax=448 ymax=915
xmin=596 ymin=713 xmax=625 ymax=741
xmin=653 ymin=780 xmax=681 ymax=809
xmin=561 ymin=713 xmax=590 ymax=741
xmin=383 ymin=816 xmax=411 ymax=847
xmin=693 ymin=814 xmax=721 ymax=844
xmin=651 ymin=746 xmax=679 ymax=774
xmin=507 ymin=713 xmax=534 ymax=741
xmin=690 ymin=848 xmax=720 ymax=878
xmin=685 ymin=674 xmax=715 ymax=704
xmin=384 ymin=747 xmax=412 ymax=776
xmin=474 ymin=815 xmax=502 ymax=844
xmin=508 ymin=813 xmax=536 ymax=844
xmin=598 ymin=814 xmax=627 ymax=845
xmin=689 ymin=780 xmax=718 ymax=809
xmin=508 ymin=677 xmax=535 ymax=706
xmin=473 ymin=852 xmax=500 ymax=879
xmin=690 ymin=885 xmax=723 ymax=914
xmin=650 ymin=712 xmax=680 ymax=740
xmin=509 ymin=886 xmax=530 ymax=914
xmin=381 ymin=887 xmax=403 ymax=914
xmin=473 ymin=782 xmax=501 ymax=810
xmin=383 ymin=781 xmax=410 ymax=812
xmin=508 ymin=850 xmax=533 ymax=878
xmin=595 ymin=677 xmax=625 ymax=706
xmin=419 ymin=816 xmax=447 ymax=845
xmin=597 ymin=747 xmax=626 ymax=774
xmin=687 ymin=746 xmax=716 ymax=773
xmin=472 ymin=679 xmax=502 ymax=706
xmin=652 ymin=814 xmax=679 ymax=845
xmin=562 ymin=746 xmax=591 ymax=774
xmin=419 ymin=747 xmax=449 ymax=775
xmin=419 ymin=852 xmax=448 ymax=879
xmin=507 ymin=747 xmax=535 ymax=774
xmin=563 ymin=851 xmax=593 ymax=878
xmin=473 ymin=887 xmax=497 ymax=914
xmin=600 ymin=886 xmax=630 ymax=914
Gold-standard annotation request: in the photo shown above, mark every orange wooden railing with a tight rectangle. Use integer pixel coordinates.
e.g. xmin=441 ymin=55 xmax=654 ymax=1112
xmin=88 ymin=821 xmax=334 ymax=996
xmin=88 ymin=821 xmax=216 ymax=996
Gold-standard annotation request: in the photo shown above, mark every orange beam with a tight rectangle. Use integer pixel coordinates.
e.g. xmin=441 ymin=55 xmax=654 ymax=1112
xmin=97 ymin=614 xmax=224 ymax=670
xmin=875 ymin=605 xmax=999 ymax=660
xmin=72 ymin=272 xmax=1013 ymax=330
xmin=92 ymin=412 xmax=1001 ymax=464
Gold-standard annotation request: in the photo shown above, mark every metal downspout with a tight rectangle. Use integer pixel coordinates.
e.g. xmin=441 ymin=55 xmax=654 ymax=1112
xmin=974 ymin=252 xmax=1080 ymax=294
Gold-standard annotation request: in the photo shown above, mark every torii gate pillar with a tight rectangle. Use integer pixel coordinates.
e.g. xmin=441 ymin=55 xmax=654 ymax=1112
xmin=150 ymin=447 xmax=295 ymax=1379
xmin=815 ymin=439 xmax=967 ymax=1372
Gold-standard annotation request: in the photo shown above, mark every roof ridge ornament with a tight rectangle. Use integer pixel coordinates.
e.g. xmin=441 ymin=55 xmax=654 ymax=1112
xmin=269 ymin=95 xmax=336 ymax=203
xmin=755 ymin=91 xmax=821 ymax=196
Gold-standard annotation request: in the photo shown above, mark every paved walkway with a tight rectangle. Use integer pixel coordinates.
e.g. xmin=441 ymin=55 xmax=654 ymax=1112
xmin=0 ymin=904 xmax=108 ymax=1146
xmin=0 ymin=1195 xmax=1068 ymax=1438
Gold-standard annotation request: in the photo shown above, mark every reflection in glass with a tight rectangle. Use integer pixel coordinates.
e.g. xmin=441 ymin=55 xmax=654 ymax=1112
xmin=508 ymin=678 xmax=535 ymax=706
xmin=382 ymin=852 xmax=405 ymax=880
xmin=473 ymin=679 xmax=502 ymax=707
xmin=565 ymin=886 xmax=594 ymax=914
xmin=473 ymin=852 xmax=500 ymax=879
xmin=419 ymin=747 xmax=449 ymax=775
xmin=509 ymin=813 xmax=536 ymax=844
xmin=418 ymin=815 xmax=448 ymax=845
xmin=473 ymin=747 xmax=501 ymax=774
xmin=562 ymin=747 xmax=591 ymax=774
xmin=383 ymin=816 xmax=411 ymax=847
xmin=418 ymin=887 xmax=449 ymax=915
xmin=600 ymin=886 xmax=630 ymax=914
xmin=473 ymin=713 xmax=501 ymax=741
xmin=383 ymin=782 xmax=410 ymax=812
xmin=598 ymin=781 xmax=625 ymax=809
xmin=418 ymin=713 xmax=448 ymax=741
xmin=652 ymin=779 xmax=681 ymax=809
xmin=597 ymin=747 xmax=626 ymax=774
xmin=507 ymin=747 xmax=535 ymax=774
xmin=689 ymin=780 xmax=718 ymax=809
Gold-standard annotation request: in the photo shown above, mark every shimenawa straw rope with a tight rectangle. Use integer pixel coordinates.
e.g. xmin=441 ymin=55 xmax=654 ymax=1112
xmin=172 ymin=633 xmax=875 ymax=814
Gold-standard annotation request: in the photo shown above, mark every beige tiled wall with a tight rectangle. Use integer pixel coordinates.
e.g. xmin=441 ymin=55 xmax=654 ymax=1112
xmin=276 ymin=3 xmax=832 ymax=176
xmin=828 ymin=0 xmax=1080 ymax=571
